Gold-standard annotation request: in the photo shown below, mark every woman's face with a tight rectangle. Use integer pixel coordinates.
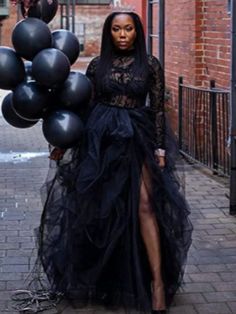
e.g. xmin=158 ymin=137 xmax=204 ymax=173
xmin=111 ymin=14 xmax=137 ymax=50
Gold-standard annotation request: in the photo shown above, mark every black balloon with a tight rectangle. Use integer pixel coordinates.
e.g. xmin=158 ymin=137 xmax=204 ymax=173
xmin=0 ymin=47 xmax=25 ymax=90
xmin=1 ymin=93 xmax=38 ymax=128
xmin=57 ymin=71 xmax=92 ymax=110
xmin=24 ymin=0 xmax=58 ymax=24
xmin=24 ymin=61 xmax=34 ymax=81
xmin=42 ymin=110 xmax=84 ymax=148
xmin=32 ymin=48 xmax=70 ymax=87
xmin=52 ymin=29 xmax=80 ymax=64
xmin=12 ymin=81 xmax=50 ymax=120
xmin=12 ymin=18 xmax=52 ymax=60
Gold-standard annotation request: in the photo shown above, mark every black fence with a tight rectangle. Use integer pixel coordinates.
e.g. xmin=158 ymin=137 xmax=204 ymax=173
xmin=178 ymin=77 xmax=230 ymax=176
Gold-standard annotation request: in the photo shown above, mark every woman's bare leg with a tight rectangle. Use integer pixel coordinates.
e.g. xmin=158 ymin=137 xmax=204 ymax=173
xmin=139 ymin=164 xmax=166 ymax=311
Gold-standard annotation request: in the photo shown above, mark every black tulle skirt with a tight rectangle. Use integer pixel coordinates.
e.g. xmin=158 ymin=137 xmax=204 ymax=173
xmin=38 ymin=103 xmax=193 ymax=313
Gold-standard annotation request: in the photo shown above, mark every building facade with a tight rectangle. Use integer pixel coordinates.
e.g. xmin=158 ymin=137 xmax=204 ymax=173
xmin=127 ymin=0 xmax=231 ymax=129
xmin=0 ymin=1 xmax=111 ymax=56
xmin=0 ymin=1 xmax=231 ymax=115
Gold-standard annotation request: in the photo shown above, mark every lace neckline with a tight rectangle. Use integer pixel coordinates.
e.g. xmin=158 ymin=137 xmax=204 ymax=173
xmin=114 ymin=48 xmax=135 ymax=57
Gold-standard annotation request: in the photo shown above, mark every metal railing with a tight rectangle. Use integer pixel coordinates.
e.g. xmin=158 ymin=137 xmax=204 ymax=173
xmin=178 ymin=77 xmax=230 ymax=176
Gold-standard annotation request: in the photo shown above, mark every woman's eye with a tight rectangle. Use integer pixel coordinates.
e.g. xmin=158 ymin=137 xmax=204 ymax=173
xmin=126 ymin=27 xmax=134 ymax=32
xmin=112 ymin=27 xmax=120 ymax=32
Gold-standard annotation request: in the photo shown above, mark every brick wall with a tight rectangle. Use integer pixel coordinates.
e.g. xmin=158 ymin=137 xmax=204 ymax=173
xmin=0 ymin=5 xmax=19 ymax=48
xmin=164 ymin=0 xmax=198 ymax=129
xmin=127 ymin=0 xmax=231 ymax=131
xmin=201 ymin=0 xmax=231 ymax=88
xmin=153 ymin=0 xmax=230 ymax=91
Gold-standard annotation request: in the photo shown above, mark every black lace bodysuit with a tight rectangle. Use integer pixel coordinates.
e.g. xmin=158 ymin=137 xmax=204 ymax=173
xmin=86 ymin=52 xmax=165 ymax=150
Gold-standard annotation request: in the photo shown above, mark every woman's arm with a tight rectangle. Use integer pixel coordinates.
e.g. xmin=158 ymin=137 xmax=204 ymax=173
xmin=148 ymin=56 xmax=166 ymax=167
xmin=49 ymin=147 xmax=66 ymax=161
xmin=85 ymin=56 xmax=100 ymax=105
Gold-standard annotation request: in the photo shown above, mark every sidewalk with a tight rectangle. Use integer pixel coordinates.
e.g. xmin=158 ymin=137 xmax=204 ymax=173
xmin=0 ymin=87 xmax=236 ymax=314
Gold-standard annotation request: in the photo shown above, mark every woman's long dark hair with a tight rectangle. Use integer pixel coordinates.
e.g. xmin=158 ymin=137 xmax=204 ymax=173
xmin=96 ymin=12 xmax=149 ymax=92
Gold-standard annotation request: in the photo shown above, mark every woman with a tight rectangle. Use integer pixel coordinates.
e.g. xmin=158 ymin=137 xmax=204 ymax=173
xmin=40 ymin=11 xmax=193 ymax=314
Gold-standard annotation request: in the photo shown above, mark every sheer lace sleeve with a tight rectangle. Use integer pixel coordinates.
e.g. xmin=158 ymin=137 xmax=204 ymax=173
xmin=86 ymin=56 xmax=100 ymax=105
xmin=148 ymin=55 xmax=165 ymax=150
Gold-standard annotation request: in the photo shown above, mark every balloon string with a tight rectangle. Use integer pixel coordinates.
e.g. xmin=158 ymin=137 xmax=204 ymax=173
xmin=11 ymin=289 xmax=63 ymax=313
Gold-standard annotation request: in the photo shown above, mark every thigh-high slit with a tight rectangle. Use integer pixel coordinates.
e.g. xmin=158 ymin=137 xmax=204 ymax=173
xmin=139 ymin=162 xmax=166 ymax=311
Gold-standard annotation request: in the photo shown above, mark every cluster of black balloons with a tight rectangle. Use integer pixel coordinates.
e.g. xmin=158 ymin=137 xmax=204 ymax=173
xmin=1 ymin=0 xmax=92 ymax=148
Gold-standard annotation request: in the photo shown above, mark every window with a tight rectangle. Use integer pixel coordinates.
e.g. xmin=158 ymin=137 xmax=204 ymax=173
xmin=0 ymin=0 xmax=6 ymax=7
xmin=75 ymin=22 xmax=85 ymax=51
xmin=0 ymin=0 xmax=8 ymax=18
xmin=228 ymin=0 xmax=231 ymax=14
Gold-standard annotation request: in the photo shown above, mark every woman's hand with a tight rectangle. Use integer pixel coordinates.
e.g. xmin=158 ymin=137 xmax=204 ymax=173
xmin=49 ymin=147 xmax=66 ymax=161
xmin=158 ymin=156 xmax=165 ymax=169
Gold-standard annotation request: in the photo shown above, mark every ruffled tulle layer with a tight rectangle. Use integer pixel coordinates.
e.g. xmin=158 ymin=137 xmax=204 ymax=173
xmin=38 ymin=104 xmax=193 ymax=313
